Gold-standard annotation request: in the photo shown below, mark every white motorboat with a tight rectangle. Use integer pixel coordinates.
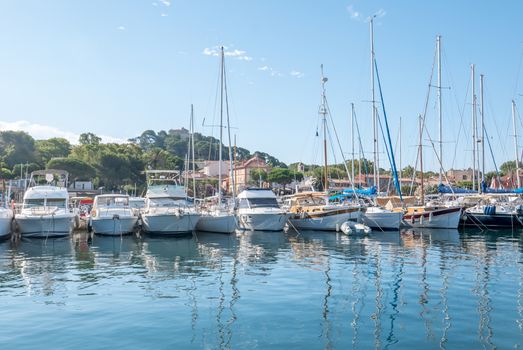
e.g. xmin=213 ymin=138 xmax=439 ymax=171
xmin=0 ymin=207 xmax=13 ymax=240
xmin=237 ymin=188 xmax=289 ymax=231
xmin=285 ymin=192 xmax=363 ymax=231
xmin=16 ymin=170 xmax=77 ymax=238
xmin=89 ymin=194 xmax=138 ymax=236
xmin=401 ymin=205 xmax=462 ymax=229
xmin=361 ymin=206 xmax=403 ymax=231
xmin=141 ymin=170 xmax=200 ymax=236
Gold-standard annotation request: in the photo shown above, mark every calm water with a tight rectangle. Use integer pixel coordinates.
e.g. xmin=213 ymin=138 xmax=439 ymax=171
xmin=1 ymin=229 xmax=522 ymax=349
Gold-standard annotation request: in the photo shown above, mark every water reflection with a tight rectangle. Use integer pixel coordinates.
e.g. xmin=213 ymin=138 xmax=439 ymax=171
xmin=0 ymin=228 xmax=522 ymax=349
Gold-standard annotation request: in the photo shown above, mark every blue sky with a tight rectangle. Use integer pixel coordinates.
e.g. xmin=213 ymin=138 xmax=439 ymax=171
xmin=1 ymin=1 xmax=523 ymax=172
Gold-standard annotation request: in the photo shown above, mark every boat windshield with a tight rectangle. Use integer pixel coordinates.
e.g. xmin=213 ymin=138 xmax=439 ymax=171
xmin=24 ymin=199 xmax=45 ymax=208
xmin=297 ymin=196 xmax=326 ymax=206
xmin=148 ymin=197 xmax=185 ymax=207
xmin=47 ymin=199 xmax=66 ymax=208
xmin=247 ymin=198 xmax=279 ymax=208
xmin=98 ymin=197 xmax=129 ymax=207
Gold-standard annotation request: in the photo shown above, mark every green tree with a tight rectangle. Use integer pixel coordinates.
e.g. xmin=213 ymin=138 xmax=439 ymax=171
xmin=0 ymin=131 xmax=36 ymax=167
xmin=0 ymin=168 xmax=13 ymax=179
xmin=500 ymin=160 xmax=521 ymax=175
xmin=268 ymin=168 xmax=294 ymax=190
xmin=79 ymin=132 xmax=102 ymax=146
xmin=36 ymin=138 xmax=71 ymax=165
xmin=250 ymin=169 xmax=268 ymax=185
xmin=47 ymin=158 xmax=96 ymax=181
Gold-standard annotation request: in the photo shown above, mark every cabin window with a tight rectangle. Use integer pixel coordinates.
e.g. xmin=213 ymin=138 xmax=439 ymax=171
xmin=25 ymin=199 xmax=45 ymax=208
xmin=298 ymin=197 xmax=326 ymax=206
xmin=148 ymin=197 xmax=184 ymax=207
xmin=247 ymin=198 xmax=279 ymax=208
xmin=47 ymin=199 xmax=66 ymax=208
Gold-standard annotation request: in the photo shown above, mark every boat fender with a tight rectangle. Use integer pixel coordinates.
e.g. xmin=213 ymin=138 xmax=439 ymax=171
xmin=429 ymin=212 xmax=433 ymax=222
xmin=420 ymin=215 xmax=424 ymax=224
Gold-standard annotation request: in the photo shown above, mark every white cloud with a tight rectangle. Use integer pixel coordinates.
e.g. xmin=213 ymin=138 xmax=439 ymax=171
xmin=258 ymin=66 xmax=270 ymax=71
xmin=202 ymin=46 xmax=252 ymax=61
xmin=159 ymin=0 xmax=171 ymax=6
xmin=117 ymin=26 xmax=126 ymax=31
xmin=347 ymin=5 xmax=386 ymax=22
xmin=160 ymin=13 xmax=168 ymax=17
xmin=0 ymin=120 xmax=127 ymax=144
xmin=290 ymin=70 xmax=304 ymax=78
xmin=152 ymin=2 xmax=158 ymax=6
xmin=347 ymin=5 xmax=361 ymax=20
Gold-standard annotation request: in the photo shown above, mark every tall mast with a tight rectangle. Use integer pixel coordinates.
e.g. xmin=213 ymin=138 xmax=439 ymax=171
xmin=480 ymin=74 xmax=485 ymax=191
xmin=399 ymin=117 xmax=402 ymax=184
xmin=351 ymin=103 xmax=355 ymax=187
xmin=370 ymin=17 xmax=379 ymax=192
xmin=512 ymin=100 xmax=521 ymax=188
xmin=223 ymin=50 xmax=235 ymax=199
xmin=190 ymin=104 xmax=196 ymax=199
xmin=437 ymin=35 xmax=443 ymax=184
xmin=320 ymin=64 xmax=328 ymax=192
xmin=218 ymin=47 xmax=224 ymax=202
xmin=471 ymin=64 xmax=477 ymax=192
xmin=419 ymin=114 xmax=424 ymax=206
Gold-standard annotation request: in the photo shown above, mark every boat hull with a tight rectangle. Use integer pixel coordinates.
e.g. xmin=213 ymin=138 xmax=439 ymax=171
xmin=402 ymin=207 xmax=461 ymax=229
xmin=238 ymin=213 xmax=289 ymax=231
xmin=0 ymin=216 xmax=12 ymax=240
xmin=16 ymin=214 xmax=75 ymax=238
xmin=289 ymin=208 xmax=362 ymax=231
xmin=460 ymin=211 xmax=523 ymax=228
xmin=361 ymin=210 xmax=402 ymax=231
xmin=196 ymin=214 xmax=236 ymax=233
xmin=141 ymin=213 xmax=200 ymax=236
xmin=91 ymin=216 xmax=138 ymax=236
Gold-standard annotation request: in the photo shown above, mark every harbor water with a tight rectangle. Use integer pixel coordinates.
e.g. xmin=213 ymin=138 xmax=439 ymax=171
xmin=1 ymin=228 xmax=522 ymax=349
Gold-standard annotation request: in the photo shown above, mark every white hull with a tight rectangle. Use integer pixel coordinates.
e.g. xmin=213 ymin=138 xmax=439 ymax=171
xmin=361 ymin=210 xmax=402 ymax=231
xmin=141 ymin=213 xmax=200 ymax=235
xmin=196 ymin=214 xmax=236 ymax=233
xmin=238 ymin=213 xmax=289 ymax=231
xmin=91 ymin=216 xmax=138 ymax=236
xmin=0 ymin=215 xmax=12 ymax=239
xmin=289 ymin=210 xmax=361 ymax=231
xmin=16 ymin=214 xmax=75 ymax=238
xmin=402 ymin=208 xmax=461 ymax=229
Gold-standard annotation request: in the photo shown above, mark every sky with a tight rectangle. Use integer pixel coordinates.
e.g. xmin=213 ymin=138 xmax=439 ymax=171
xmin=1 ymin=1 xmax=523 ymax=173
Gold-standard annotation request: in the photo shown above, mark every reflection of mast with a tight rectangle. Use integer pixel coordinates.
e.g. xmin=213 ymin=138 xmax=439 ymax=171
xmin=321 ymin=255 xmax=333 ymax=350
xmin=419 ymin=232 xmax=434 ymax=341
xmin=226 ymin=236 xmax=240 ymax=348
xmin=385 ymin=248 xmax=404 ymax=348
xmin=350 ymin=257 xmax=366 ymax=350
xmin=474 ymin=244 xmax=494 ymax=348
xmin=372 ymin=243 xmax=383 ymax=349
xmin=438 ymin=239 xmax=452 ymax=349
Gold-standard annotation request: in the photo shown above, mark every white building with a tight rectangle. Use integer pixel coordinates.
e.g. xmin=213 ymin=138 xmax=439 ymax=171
xmin=202 ymin=160 xmax=230 ymax=177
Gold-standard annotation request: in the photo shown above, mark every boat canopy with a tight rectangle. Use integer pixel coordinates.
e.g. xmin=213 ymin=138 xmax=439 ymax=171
xmin=237 ymin=188 xmax=277 ymax=199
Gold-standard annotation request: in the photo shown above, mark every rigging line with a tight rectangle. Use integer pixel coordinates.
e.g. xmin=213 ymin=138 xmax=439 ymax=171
xmin=374 ymin=58 xmax=402 ymax=199
xmin=208 ymin=59 xmax=223 ymax=161
xmin=484 ymin=83 xmax=509 ymax=164
xmin=513 ymin=43 xmax=523 ymax=99
xmin=409 ymin=45 xmax=437 ymax=195
xmin=325 ymin=97 xmax=358 ymax=196
xmin=353 ymin=107 xmax=370 ymax=177
xmin=375 ymin=111 xmax=394 ymax=194
xmin=484 ymin=128 xmax=500 ymax=180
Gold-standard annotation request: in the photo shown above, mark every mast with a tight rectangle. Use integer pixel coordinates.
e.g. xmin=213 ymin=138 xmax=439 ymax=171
xmin=399 ymin=117 xmax=402 ymax=184
xmin=351 ymin=103 xmax=355 ymax=187
xmin=480 ymin=74 xmax=485 ymax=191
xmin=437 ymin=35 xmax=443 ymax=184
xmin=218 ymin=47 xmax=224 ymax=202
xmin=191 ymin=104 xmax=196 ymax=199
xmin=370 ymin=17 xmax=379 ymax=192
xmin=471 ymin=64 xmax=477 ymax=192
xmin=320 ymin=64 xmax=329 ymax=193
xmin=419 ymin=114 xmax=425 ymax=205
xmin=512 ymin=100 xmax=521 ymax=188
xmin=222 ymin=49 xmax=236 ymax=199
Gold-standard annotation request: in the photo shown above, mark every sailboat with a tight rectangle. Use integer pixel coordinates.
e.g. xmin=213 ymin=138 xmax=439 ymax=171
xmin=196 ymin=46 xmax=237 ymax=234
xmin=401 ymin=116 xmax=462 ymax=229
xmin=287 ymin=65 xmax=364 ymax=231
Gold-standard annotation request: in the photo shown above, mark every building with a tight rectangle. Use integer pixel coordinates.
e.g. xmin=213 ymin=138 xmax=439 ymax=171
xmin=446 ymin=168 xmax=482 ymax=183
xmin=201 ymin=160 xmax=230 ymax=177
xmin=227 ymin=156 xmax=269 ymax=193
